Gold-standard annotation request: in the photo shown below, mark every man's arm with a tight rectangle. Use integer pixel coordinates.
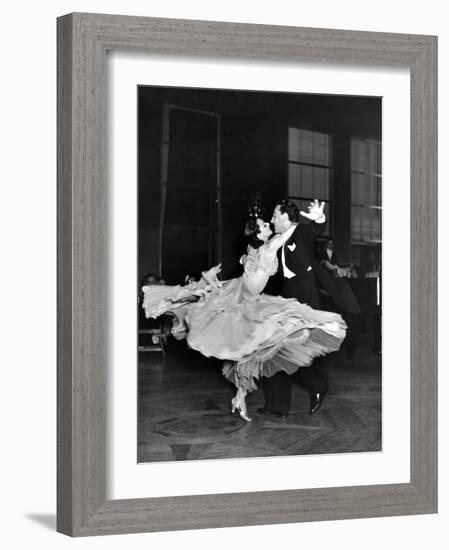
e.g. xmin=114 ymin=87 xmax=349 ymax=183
xmin=298 ymin=218 xmax=326 ymax=242
xmin=298 ymin=199 xmax=326 ymax=242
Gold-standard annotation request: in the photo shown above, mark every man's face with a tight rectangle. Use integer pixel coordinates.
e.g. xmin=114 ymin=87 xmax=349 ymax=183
xmin=271 ymin=205 xmax=290 ymax=234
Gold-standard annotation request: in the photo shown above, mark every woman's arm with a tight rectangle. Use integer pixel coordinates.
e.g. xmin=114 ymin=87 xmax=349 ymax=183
xmin=266 ymin=224 xmax=297 ymax=252
xmin=241 ymin=245 xmax=258 ymax=273
xmin=239 ymin=245 xmax=252 ymax=266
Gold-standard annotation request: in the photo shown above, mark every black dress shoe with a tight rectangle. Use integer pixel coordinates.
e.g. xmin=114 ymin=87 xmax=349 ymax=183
xmin=273 ymin=412 xmax=288 ymax=419
xmin=309 ymin=390 xmax=327 ymax=415
xmin=256 ymin=407 xmax=288 ymax=418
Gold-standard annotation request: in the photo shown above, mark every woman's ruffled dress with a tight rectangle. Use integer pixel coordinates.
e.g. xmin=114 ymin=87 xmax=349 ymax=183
xmin=142 ymin=249 xmax=346 ymax=392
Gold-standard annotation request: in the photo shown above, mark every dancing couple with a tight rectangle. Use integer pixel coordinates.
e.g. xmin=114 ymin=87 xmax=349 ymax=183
xmin=142 ymin=199 xmax=346 ymax=421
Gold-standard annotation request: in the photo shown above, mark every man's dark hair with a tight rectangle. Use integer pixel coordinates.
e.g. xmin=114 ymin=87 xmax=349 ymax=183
xmin=244 ymin=218 xmax=264 ymax=249
xmin=275 ymin=199 xmax=300 ymax=223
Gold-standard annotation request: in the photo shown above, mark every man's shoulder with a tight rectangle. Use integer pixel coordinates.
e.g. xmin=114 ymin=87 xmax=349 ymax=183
xmin=289 ymin=225 xmax=301 ymax=241
xmin=294 ymin=221 xmax=319 ymax=236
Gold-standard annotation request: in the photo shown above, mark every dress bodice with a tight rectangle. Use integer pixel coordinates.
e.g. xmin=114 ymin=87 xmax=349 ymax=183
xmin=243 ymin=245 xmax=279 ymax=295
xmin=245 ymin=245 xmax=278 ymax=276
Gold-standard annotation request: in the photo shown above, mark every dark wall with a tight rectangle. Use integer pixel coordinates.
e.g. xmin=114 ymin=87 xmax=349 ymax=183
xmin=138 ymin=86 xmax=381 ymax=283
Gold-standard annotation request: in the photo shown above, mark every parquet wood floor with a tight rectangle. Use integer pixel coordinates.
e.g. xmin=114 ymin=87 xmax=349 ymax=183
xmin=138 ymin=338 xmax=381 ymax=462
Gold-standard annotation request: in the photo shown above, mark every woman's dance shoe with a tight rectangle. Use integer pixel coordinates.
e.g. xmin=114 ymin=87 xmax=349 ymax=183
xmin=231 ymin=396 xmax=252 ymax=422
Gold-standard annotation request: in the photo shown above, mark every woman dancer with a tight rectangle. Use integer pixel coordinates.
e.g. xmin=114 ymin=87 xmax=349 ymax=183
xmin=142 ymin=218 xmax=346 ymax=421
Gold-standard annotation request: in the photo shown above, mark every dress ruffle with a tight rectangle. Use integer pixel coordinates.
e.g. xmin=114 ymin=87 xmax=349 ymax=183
xmin=142 ymin=267 xmax=346 ymax=392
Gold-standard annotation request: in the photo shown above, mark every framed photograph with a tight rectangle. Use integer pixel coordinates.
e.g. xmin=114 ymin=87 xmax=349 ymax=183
xmin=57 ymin=12 xmax=437 ymax=536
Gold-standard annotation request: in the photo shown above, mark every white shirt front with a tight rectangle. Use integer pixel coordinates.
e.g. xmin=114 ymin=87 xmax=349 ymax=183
xmin=281 ymin=244 xmax=296 ymax=279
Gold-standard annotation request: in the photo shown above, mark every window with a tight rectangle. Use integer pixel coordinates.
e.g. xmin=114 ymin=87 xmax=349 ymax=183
xmin=350 ymin=138 xmax=382 ymax=243
xmin=350 ymin=137 xmax=382 ymax=273
xmin=287 ymin=128 xmax=331 ymax=230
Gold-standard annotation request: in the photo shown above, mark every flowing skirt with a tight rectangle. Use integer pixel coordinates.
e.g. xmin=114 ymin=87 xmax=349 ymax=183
xmin=142 ymin=274 xmax=346 ymax=392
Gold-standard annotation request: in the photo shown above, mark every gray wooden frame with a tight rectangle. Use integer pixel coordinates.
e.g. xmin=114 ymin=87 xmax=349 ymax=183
xmin=57 ymin=12 xmax=437 ymax=537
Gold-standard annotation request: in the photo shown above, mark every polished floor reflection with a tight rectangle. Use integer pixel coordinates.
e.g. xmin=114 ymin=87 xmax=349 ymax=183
xmin=138 ymin=338 xmax=381 ymax=462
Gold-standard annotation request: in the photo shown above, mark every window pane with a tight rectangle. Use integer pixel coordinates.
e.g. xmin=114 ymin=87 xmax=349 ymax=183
xmin=351 ymin=139 xmax=363 ymax=172
xmin=288 ymin=127 xmax=330 ymax=166
xmin=377 ymin=142 xmax=382 ymax=174
xmin=313 ymin=131 xmax=330 ymax=166
xmin=288 ymin=128 xmax=332 ymax=235
xmin=302 ymin=130 xmax=314 ymax=164
xmin=351 ymin=138 xmax=381 ymax=175
xmin=351 ymin=173 xmax=364 ymax=205
xmin=350 ymin=244 xmax=361 ymax=265
xmin=376 ymin=177 xmax=382 ymax=205
xmin=288 ymin=163 xmax=312 ymax=198
xmin=352 ymin=173 xmax=369 ymax=205
xmin=288 ymin=127 xmax=301 ymax=162
xmin=351 ymin=173 xmax=382 ymax=207
xmin=367 ymin=142 xmax=378 ymax=174
xmin=351 ymin=206 xmax=362 ymax=241
xmin=372 ymin=208 xmax=382 ymax=241
xmin=288 ymin=163 xmax=329 ymax=200
xmin=313 ymin=166 xmax=329 ymax=200
xmin=362 ymin=208 xmax=372 ymax=239
xmin=351 ymin=138 xmax=382 ymax=244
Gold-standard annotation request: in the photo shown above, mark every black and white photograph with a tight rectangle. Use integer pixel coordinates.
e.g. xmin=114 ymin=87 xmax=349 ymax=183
xmin=137 ymin=86 xmax=382 ymax=463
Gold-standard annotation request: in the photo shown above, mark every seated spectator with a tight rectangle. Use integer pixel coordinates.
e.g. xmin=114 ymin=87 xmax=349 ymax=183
xmin=319 ymin=238 xmax=339 ymax=274
xmin=138 ymin=273 xmax=161 ymax=346
xmin=319 ymin=238 xmax=357 ymax=278
xmin=312 ymin=239 xmax=361 ymax=357
xmin=139 ymin=273 xmax=173 ymax=347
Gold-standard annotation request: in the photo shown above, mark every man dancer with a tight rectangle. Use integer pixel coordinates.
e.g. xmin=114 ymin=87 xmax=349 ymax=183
xmin=258 ymin=199 xmax=328 ymax=418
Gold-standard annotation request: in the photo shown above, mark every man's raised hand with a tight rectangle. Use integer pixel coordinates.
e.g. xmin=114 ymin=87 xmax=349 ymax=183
xmin=300 ymin=199 xmax=326 ymax=222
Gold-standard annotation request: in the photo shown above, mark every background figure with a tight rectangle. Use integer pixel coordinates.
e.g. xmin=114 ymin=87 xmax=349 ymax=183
xmin=259 ymin=199 xmax=328 ymax=418
xmin=319 ymin=237 xmax=358 ymax=279
xmin=139 ymin=273 xmax=172 ymax=348
xmin=140 ymin=273 xmax=158 ymax=288
xmin=319 ymin=237 xmax=339 ymax=275
xmin=138 ymin=274 xmax=159 ymax=346
xmin=312 ymin=240 xmax=362 ymax=357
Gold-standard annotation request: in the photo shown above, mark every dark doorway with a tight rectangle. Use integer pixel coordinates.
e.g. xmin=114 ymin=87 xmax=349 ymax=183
xmin=160 ymin=104 xmax=221 ymax=282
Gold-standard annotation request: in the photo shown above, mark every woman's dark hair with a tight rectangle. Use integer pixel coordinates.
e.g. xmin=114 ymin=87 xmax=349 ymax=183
xmin=244 ymin=218 xmax=264 ymax=249
xmin=276 ymin=199 xmax=300 ymax=223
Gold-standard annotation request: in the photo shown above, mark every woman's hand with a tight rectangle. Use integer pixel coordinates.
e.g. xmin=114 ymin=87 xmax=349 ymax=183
xmin=201 ymin=264 xmax=223 ymax=290
xmin=242 ymin=254 xmax=257 ymax=272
